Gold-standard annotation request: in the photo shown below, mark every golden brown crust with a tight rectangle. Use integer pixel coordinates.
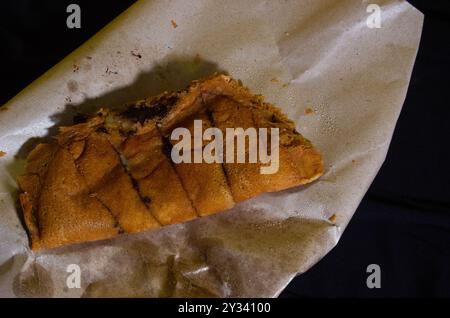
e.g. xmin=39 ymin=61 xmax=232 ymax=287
xmin=18 ymin=74 xmax=323 ymax=250
xmin=70 ymin=132 xmax=160 ymax=232
xmin=17 ymin=143 xmax=59 ymax=250
xmin=136 ymin=159 xmax=198 ymax=224
xmin=168 ymin=112 xmax=235 ymax=215
xmin=31 ymin=147 xmax=120 ymax=250
xmin=118 ymin=122 xmax=198 ymax=225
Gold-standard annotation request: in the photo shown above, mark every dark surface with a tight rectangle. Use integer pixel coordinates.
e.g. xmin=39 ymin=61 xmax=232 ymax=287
xmin=0 ymin=0 xmax=137 ymax=106
xmin=0 ymin=0 xmax=449 ymax=297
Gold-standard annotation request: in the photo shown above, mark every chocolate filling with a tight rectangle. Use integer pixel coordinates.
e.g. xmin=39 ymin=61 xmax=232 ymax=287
xmin=204 ymin=108 xmax=233 ymax=191
xmin=95 ymin=126 xmax=108 ymax=134
xmin=113 ymin=149 xmax=161 ymax=224
xmin=93 ymin=195 xmax=124 ymax=234
xmin=73 ymin=113 xmax=89 ymax=124
xmin=161 ymin=136 xmax=174 ymax=159
xmin=121 ymin=95 xmax=179 ymax=124
xmin=159 ymin=134 xmax=200 ymax=218
xmin=67 ymin=146 xmax=125 ymax=234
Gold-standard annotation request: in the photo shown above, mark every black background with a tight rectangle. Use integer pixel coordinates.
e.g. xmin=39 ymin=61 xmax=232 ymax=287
xmin=0 ymin=1 xmax=449 ymax=297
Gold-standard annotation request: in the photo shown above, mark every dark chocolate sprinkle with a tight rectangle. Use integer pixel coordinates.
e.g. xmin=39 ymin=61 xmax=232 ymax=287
xmin=73 ymin=113 xmax=89 ymax=124
xmin=142 ymin=196 xmax=151 ymax=204
xmin=121 ymin=95 xmax=179 ymax=124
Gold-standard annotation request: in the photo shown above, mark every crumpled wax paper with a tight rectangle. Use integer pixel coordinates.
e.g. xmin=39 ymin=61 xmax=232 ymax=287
xmin=0 ymin=0 xmax=423 ymax=297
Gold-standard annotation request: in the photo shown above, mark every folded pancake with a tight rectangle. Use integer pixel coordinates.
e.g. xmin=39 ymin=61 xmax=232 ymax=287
xmin=17 ymin=74 xmax=323 ymax=250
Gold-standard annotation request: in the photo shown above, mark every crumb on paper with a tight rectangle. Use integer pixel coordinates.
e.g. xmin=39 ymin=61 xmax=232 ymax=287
xmin=73 ymin=64 xmax=79 ymax=72
xmin=282 ymin=83 xmax=289 ymax=88
xmin=305 ymin=107 xmax=314 ymax=115
xmin=284 ymin=31 xmax=290 ymax=36
xmin=171 ymin=19 xmax=178 ymax=28
xmin=131 ymin=50 xmax=142 ymax=59
xmin=105 ymin=67 xmax=118 ymax=75
xmin=86 ymin=56 xmax=92 ymax=60
xmin=328 ymin=214 xmax=337 ymax=223
xmin=352 ymin=159 xmax=356 ymax=163
xmin=270 ymin=78 xmax=279 ymax=83
xmin=0 ymin=151 xmax=6 ymax=158
xmin=117 ymin=51 xmax=121 ymax=55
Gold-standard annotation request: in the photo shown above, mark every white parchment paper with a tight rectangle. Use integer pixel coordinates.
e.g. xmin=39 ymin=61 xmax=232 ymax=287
xmin=0 ymin=0 xmax=423 ymax=297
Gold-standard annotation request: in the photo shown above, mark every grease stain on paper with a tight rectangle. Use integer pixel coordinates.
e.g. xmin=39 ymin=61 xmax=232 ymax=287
xmin=13 ymin=261 xmax=54 ymax=298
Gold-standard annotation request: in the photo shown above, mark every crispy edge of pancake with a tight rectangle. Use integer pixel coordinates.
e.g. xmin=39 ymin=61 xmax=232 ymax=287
xmin=17 ymin=145 xmax=55 ymax=205
xmin=17 ymin=143 xmax=59 ymax=250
